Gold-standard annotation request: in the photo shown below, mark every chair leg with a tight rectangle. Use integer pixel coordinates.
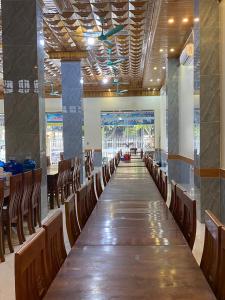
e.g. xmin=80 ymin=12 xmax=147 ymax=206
xmin=27 ymin=211 xmax=35 ymax=234
xmin=5 ymin=221 xmax=14 ymax=253
xmin=0 ymin=225 xmax=5 ymax=262
xmin=16 ymin=220 xmax=24 ymax=245
xmin=36 ymin=205 xmax=42 ymax=228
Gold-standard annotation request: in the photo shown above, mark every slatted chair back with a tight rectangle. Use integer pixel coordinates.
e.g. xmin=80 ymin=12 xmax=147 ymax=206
xmin=31 ymin=168 xmax=42 ymax=229
xmin=216 ymin=226 xmax=225 ymax=300
xmin=95 ymin=171 xmax=103 ymax=198
xmin=161 ymin=171 xmax=168 ymax=202
xmin=9 ymin=173 xmax=23 ymax=223
xmin=200 ymin=210 xmax=223 ymax=292
xmin=76 ymin=185 xmax=88 ymax=230
xmin=21 ymin=171 xmax=34 ymax=238
xmin=0 ymin=180 xmax=5 ymax=262
xmin=43 ymin=210 xmax=67 ymax=286
xmin=15 ymin=228 xmax=48 ymax=300
xmin=65 ymin=194 xmax=80 ymax=247
xmin=169 ymin=180 xmax=176 ymax=213
xmin=180 ymin=192 xmax=196 ymax=249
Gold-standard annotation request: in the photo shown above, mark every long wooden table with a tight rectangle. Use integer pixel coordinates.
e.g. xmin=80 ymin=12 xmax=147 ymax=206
xmin=45 ymin=158 xmax=216 ymax=299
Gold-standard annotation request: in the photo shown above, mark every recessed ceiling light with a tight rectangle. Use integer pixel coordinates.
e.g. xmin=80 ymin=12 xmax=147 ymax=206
xmin=87 ymin=37 xmax=95 ymax=46
xmin=159 ymin=49 xmax=164 ymax=53
xmin=194 ymin=17 xmax=200 ymax=23
xmin=157 ymin=78 xmax=160 ymax=82
xmin=148 ymin=88 xmax=150 ymax=90
xmin=170 ymin=48 xmax=175 ymax=52
xmin=108 ymin=88 xmax=111 ymax=92
xmin=150 ymin=79 xmax=153 ymax=82
xmin=153 ymin=67 xmax=157 ymax=70
xmin=102 ymin=78 xmax=108 ymax=84
xmin=153 ymin=88 xmax=156 ymax=91
xmin=168 ymin=18 xmax=174 ymax=24
xmin=182 ymin=18 xmax=189 ymax=23
xmin=162 ymin=66 xmax=166 ymax=70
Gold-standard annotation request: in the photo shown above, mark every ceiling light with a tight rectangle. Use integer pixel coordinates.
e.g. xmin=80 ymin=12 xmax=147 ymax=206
xmin=159 ymin=49 xmax=164 ymax=53
xmin=182 ymin=18 xmax=189 ymax=23
xmin=102 ymin=78 xmax=108 ymax=84
xmin=87 ymin=37 xmax=95 ymax=46
xmin=153 ymin=67 xmax=157 ymax=70
xmin=168 ymin=18 xmax=174 ymax=24
xmin=157 ymin=78 xmax=160 ymax=82
xmin=194 ymin=17 xmax=200 ymax=23
xmin=162 ymin=66 xmax=166 ymax=70
xmin=170 ymin=48 xmax=175 ymax=52
xmin=148 ymin=88 xmax=150 ymax=90
xmin=108 ymin=88 xmax=111 ymax=92
xmin=150 ymin=79 xmax=153 ymax=82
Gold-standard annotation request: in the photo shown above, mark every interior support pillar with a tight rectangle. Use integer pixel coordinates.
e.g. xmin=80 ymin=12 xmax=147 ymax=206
xmin=2 ymin=0 xmax=48 ymax=217
xmin=194 ymin=0 xmax=220 ymax=221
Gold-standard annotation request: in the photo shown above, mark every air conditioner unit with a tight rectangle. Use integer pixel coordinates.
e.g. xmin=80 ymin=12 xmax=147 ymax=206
xmin=180 ymin=43 xmax=194 ymax=66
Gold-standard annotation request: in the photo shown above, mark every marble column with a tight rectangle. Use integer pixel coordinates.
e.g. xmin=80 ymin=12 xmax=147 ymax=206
xmin=194 ymin=0 xmax=220 ymax=221
xmin=61 ymin=61 xmax=83 ymax=178
xmin=2 ymin=0 xmax=48 ymax=217
xmin=167 ymin=58 xmax=180 ymax=182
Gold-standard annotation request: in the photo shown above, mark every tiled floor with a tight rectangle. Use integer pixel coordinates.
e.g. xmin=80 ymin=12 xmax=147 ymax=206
xmin=0 ymin=179 xmax=205 ymax=300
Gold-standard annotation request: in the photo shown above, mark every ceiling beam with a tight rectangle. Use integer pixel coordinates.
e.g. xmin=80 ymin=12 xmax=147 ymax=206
xmin=48 ymin=51 xmax=89 ymax=60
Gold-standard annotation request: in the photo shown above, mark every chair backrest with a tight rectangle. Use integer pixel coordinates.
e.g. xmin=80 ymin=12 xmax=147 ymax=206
xmin=21 ymin=171 xmax=33 ymax=216
xmin=9 ymin=174 xmax=23 ymax=222
xmin=173 ymin=184 xmax=186 ymax=227
xmin=42 ymin=210 xmax=67 ymax=286
xmin=31 ymin=168 xmax=42 ymax=209
xmin=216 ymin=226 xmax=225 ymax=300
xmin=169 ymin=180 xmax=176 ymax=213
xmin=76 ymin=185 xmax=88 ymax=230
xmin=102 ymin=165 xmax=107 ymax=187
xmin=65 ymin=194 xmax=80 ymax=247
xmin=15 ymin=228 xmax=48 ymax=300
xmin=161 ymin=171 xmax=168 ymax=202
xmin=180 ymin=192 xmax=196 ymax=249
xmin=86 ymin=179 xmax=94 ymax=217
xmin=200 ymin=210 xmax=223 ymax=292
xmin=95 ymin=171 xmax=103 ymax=198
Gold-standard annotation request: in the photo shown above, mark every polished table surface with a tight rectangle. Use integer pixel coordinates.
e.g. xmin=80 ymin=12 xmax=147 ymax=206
xmin=45 ymin=158 xmax=216 ymax=300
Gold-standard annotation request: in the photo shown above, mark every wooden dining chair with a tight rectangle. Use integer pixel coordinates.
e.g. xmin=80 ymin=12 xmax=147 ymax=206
xmin=169 ymin=180 xmax=176 ymax=213
xmin=15 ymin=228 xmax=48 ymax=300
xmin=20 ymin=171 xmax=34 ymax=241
xmin=65 ymin=194 xmax=80 ymax=247
xmin=105 ymin=164 xmax=111 ymax=183
xmin=180 ymin=192 xmax=196 ymax=249
xmin=102 ymin=165 xmax=107 ymax=187
xmin=200 ymin=210 xmax=223 ymax=292
xmin=86 ymin=179 xmax=94 ymax=218
xmin=160 ymin=171 xmax=168 ymax=202
xmin=95 ymin=171 xmax=103 ymax=199
xmin=31 ymin=168 xmax=42 ymax=231
xmin=0 ymin=180 xmax=5 ymax=262
xmin=216 ymin=226 xmax=225 ymax=300
xmin=173 ymin=184 xmax=186 ymax=228
xmin=76 ymin=185 xmax=88 ymax=230
xmin=43 ymin=210 xmax=67 ymax=286
xmin=3 ymin=174 xmax=24 ymax=253
xmin=55 ymin=160 xmax=67 ymax=207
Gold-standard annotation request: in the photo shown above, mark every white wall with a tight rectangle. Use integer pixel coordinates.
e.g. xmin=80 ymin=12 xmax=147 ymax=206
xmin=83 ymin=96 xmax=161 ymax=150
xmin=178 ymin=64 xmax=194 ymax=159
xmin=220 ymin=1 xmax=225 ymax=169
